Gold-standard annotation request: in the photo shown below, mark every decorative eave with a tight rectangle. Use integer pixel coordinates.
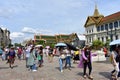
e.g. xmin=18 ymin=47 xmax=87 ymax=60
xmin=84 ymin=16 xmax=96 ymax=27
xmin=91 ymin=16 xmax=104 ymax=26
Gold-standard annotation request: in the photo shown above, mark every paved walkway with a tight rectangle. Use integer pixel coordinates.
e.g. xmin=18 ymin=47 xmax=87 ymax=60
xmin=0 ymin=56 xmax=114 ymax=80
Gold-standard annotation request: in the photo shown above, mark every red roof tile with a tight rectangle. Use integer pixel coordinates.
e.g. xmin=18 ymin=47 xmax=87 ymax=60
xmin=102 ymin=11 xmax=120 ymax=22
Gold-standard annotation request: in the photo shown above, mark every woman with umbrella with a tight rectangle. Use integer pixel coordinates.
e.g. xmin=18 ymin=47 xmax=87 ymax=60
xmin=64 ymin=47 xmax=72 ymax=70
xmin=58 ymin=47 xmax=66 ymax=72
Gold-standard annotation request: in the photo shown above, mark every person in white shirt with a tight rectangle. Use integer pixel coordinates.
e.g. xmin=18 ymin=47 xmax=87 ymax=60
xmin=111 ymin=45 xmax=119 ymax=80
xmin=25 ymin=46 xmax=30 ymax=68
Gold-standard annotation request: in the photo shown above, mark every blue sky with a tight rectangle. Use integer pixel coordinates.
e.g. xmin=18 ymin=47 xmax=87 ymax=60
xmin=0 ymin=0 xmax=120 ymax=43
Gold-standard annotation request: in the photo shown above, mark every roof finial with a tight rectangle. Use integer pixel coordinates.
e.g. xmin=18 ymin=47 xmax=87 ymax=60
xmin=93 ymin=2 xmax=100 ymax=17
xmin=95 ymin=2 xmax=97 ymax=9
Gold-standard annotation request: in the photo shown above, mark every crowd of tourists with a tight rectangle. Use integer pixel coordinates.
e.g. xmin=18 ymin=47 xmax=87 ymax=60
xmin=0 ymin=43 xmax=120 ymax=80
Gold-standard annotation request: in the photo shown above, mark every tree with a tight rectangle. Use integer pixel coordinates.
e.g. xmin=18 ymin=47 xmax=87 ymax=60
xmin=14 ymin=43 xmax=22 ymax=47
xmin=8 ymin=43 xmax=13 ymax=48
xmin=92 ymin=40 xmax=104 ymax=50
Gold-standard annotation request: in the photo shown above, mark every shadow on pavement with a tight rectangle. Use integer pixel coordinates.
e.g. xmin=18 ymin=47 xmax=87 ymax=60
xmin=55 ymin=66 xmax=75 ymax=71
xmin=94 ymin=61 xmax=111 ymax=64
xmin=13 ymin=65 xmax=18 ymax=68
xmin=0 ymin=65 xmax=18 ymax=69
xmin=55 ymin=67 xmax=60 ymax=71
xmin=99 ymin=72 xmax=111 ymax=79
xmin=77 ymin=72 xmax=83 ymax=76
xmin=0 ymin=67 xmax=10 ymax=69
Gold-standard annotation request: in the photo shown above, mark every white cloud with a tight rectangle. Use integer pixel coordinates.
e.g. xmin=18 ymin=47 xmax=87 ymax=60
xmin=22 ymin=27 xmax=36 ymax=34
xmin=23 ymin=36 xmax=33 ymax=41
xmin=10 ymin=32 xmax=25 ymax=43
xmin=10 ymin=32 xmax=24 ymax=39
xmin=22 ymin=27 xmax=52 ymax=34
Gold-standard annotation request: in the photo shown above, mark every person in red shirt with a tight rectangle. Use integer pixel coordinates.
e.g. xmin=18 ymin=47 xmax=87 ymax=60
xmin=103 ymin=47 xmax=108 ymax=57
xmin=17 ymin=47 xmax=22 ymax=60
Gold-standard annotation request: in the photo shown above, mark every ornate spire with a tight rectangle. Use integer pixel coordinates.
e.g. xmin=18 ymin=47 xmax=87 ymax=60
xmin=93 ymin=4 xmax=100 ymax=17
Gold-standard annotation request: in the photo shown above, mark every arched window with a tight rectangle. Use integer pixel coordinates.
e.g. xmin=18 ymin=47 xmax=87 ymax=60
xmin=97 ymin=26 xmax=100 ymax=32
xmin=102 ymin=37 xmax=104 ymax=42
xmin=89 ymin=30 xmax=91 ymax=33
xmin=106 ymin=36 xmax=108 ymax=41
xmin=101 ymin=25 xmax=104 ymax=31
xmin=105 ymin=24 xmax=108 ymax=30
xmin=109 ymin=23 xmax=113 ymax=29
xmin=114 ymin=21 xmax=118 ymax=28
xmin=92 ymin=29 xmax=93 ymax=32
xmin=89 ymin=37 xmax=91 ymax=43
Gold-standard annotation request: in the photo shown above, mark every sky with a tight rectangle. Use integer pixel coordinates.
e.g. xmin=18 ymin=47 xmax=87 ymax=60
xmin=0 ymin=0 xmax=120 ymax=43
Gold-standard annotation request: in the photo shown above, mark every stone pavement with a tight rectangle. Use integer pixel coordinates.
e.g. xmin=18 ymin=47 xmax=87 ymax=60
xmin=0 ymin=56 xmax=114 ymax=80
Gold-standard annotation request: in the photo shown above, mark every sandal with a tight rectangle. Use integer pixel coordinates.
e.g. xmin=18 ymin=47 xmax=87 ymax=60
xmin=111 ymin=75 xmax=118 ymax=80
xmin=88 ymin=75 xmax=93 ymax=79
xmin=83 ymin=75 xmax=87 ymax=78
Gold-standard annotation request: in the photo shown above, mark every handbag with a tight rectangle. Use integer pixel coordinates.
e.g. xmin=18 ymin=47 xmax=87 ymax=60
xmin=60 ymin=54 xmax=66 ymax=59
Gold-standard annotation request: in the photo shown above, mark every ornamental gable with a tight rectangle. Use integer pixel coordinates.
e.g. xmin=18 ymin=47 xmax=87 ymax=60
xmin=84 ymin=17 xmax=96 ymax=27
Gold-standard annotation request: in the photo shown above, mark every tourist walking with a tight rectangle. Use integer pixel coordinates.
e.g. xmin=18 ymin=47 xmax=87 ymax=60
xmin=5 ymin=47 xmax=10 ymax=63
xmin=117 ymin=46 xmax=120 ymax=78
xmin=118 ymin=45 xmax=120 ymax=77
xmin=0 ymin=48 xmax=3 ymax=56
xmin=36 ymin=47 xmax=41 ymax=67
xmin=37 ymin=46 xmax=43 ymax=67
xmin=39 ymin=46 xmax=43 ymax=66
xmin=73 ymin=49 xmax=80 ymax=64
xmin=48 ymin=47 xmax=53 ymax=63
xmin=110 ymin=45 xmax=120 ymax=80
xmin=103 ymin=47 xmax=108 ymax=57
xmin=1 ymin=48 xmax=6 ymax=61
xmin=17 ymin=47 xmax=22 ymax=60
xmin=8 ymin=47 xmax=16 ymax=69
xmin=27 ymin=45 xmax=37 ymax=71
xmin=64 ymin=47 xmax=71 ymax=70
xmin=118 ymin=62 xmax=120 ymax=77
xmin=78 ymin=45 xmax=96 ymax=79
xmin=58 ymin=47 xmax=66 ymax=72
xmin=25 ymin=46 xmax=30 ymax=68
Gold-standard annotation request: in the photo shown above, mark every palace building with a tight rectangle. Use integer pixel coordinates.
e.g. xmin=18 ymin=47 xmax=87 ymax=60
xmin=34 ymin=33 xmax=85 ymax=47
xmin=0 ymin=28 xmax=11 ymax=47
xmin=84 ymin=5 xmax=120 ymax=44
xmin=34 ymin=33 xmax=75 ymax=45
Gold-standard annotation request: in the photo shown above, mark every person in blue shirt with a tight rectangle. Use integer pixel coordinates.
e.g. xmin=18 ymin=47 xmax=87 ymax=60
xmin=8 ymin=47 xmax=16 ymax=69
